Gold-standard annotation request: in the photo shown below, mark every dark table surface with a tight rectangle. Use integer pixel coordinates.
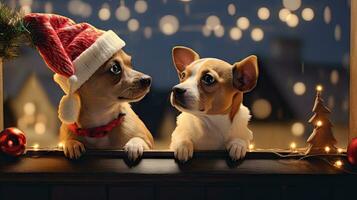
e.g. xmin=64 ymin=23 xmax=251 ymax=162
xmin=0 ymin=150 xmax=355 ymax=184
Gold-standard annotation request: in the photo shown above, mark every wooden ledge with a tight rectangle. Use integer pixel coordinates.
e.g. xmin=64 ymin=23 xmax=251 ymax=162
xmin=0 ymin=150 xmax=355 ymax=184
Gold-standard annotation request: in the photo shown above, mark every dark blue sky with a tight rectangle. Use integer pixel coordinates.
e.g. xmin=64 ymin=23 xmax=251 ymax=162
xmin=9 ymin=0 xmax=350 ymax=89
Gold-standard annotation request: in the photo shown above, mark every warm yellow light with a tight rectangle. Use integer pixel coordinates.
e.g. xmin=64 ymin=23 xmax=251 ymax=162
xmin=286 ymin=13 xmax=299 ymax=27
xmin=58 ymin=142 xmax=64 ymax=148
xmin=251 ymin=28 xmax=264 ymax=42
xmin=229 ymin=27 xmax=242 ymax=41
xmin=33 ymin=143 xmax=39 ymax=151
xmin=324 ymin=146 xmax=330 ymax=153
xmin=279 ymin=8 xmax=291 ymax=22
xmin=293 ymin=82 xmax=306 ymax=96
xmin=301 ymin=8 xmax=314 ymax=21
xmin=337 ymin=148 xmax=343 ymax=153
xmin=257 ymin=7 xmax=270 ymax=20
xmin=236 ymin=17 xmax=250 ymax=30
xmin=34 ymin=122 xmax=46 ymax=135
xmin=290 ymin=142 xmax=297 ymax=150
xmin=316 ymin=120 xmax=323 ymax=127
xmin=291 ymin=122 xmax=305 ymax=136
xmin=316 ymin=85 xmax=323 ymax=92
xmin=334 ymin=160 xmax=343 ymax=168
xmin=249 ymin=144 xmax=255 ymax=151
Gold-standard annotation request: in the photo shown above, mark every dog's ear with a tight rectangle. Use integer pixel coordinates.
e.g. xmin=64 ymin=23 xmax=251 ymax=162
xmin=172 ymin=46 xmax=200 ymax=73
xmin=232 ymin=55 xmax=258 ymax=92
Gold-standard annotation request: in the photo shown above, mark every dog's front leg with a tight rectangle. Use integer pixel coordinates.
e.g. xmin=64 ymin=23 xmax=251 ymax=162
xmin=170 ymin=132 xmax=194 ymax=163
xmin=124 ymin=137 xmax=149 ymax=161
xmin=225 ymin=138 xmax=248 ymax=161
xmin=60 ymin=124 xmax=86 ymax=159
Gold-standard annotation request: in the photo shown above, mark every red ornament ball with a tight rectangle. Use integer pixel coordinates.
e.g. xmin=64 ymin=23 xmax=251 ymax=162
xmin=347 ymin=137 xmax=357 ymax=166
xmin=0 ymin=127 xmax=26 ymax=157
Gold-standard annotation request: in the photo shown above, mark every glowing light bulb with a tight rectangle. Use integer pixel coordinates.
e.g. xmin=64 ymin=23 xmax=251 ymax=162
xmin=33 ymin=143 xmax=39 ymax=151
xmin=316 ymin=85 xmax=323 ymax=92
xmin=337 ymin=148 xmax=343 ymax=153
xmin=334 ymin=160 xmax=343 ymax=168
xmin=316 ymin=120 xmax=323 ymax=127
xmin=249 ymin=144 xmax=255 ymax=151
xmin=324 ymin=146 xmax=330 ymax=153
xmin=58 ymin=142 xmax=64 ymax=148
xmin=290 ymin=142 xmax=297 ymax=150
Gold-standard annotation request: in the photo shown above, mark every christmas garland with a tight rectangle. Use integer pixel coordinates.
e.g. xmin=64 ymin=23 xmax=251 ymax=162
xmin=0 ymin=2 xmax=33 ymax=60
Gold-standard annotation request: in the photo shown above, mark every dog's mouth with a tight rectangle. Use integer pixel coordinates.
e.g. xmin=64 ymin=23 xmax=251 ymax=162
xmin=117 ymin=88 xmax=150 ymax=101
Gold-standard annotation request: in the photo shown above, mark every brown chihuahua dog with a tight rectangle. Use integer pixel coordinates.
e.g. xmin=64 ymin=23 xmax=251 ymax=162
xmin=170 ymin=46 xmax=258 ymax=162
xmin=60 ymin=50 xmax=154 ymax=160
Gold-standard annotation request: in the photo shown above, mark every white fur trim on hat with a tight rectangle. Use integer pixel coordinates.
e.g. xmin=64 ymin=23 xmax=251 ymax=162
xmin=57 ymin=75 xmax=81 ymax=124
xmin=54 ymin=30 xmax=126 ymax=94
xmin=58 ymin=92 xmax=81 ymax=124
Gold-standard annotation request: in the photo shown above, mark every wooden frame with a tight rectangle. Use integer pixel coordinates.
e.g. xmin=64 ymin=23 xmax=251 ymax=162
xmin=350 ymin=0 xmax=356 ymax=141
xmin=0 ymin=3 xmax=355 ymax=145
xmin=0 ymin=58 xmax=3 ymax=130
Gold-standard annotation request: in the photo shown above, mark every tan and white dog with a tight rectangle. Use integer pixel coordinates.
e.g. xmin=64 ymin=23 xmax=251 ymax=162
xmin=60 ymin=50 xmax=154 ymax=160
xmin=169 ymin=46 xmax=258 ymax=162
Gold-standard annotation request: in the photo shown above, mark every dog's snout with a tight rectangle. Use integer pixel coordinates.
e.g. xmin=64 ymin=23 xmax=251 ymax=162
xmin=172 ymin=87 xmax=186 ymax=95
xmin=139 ymin=76 xmax=152 ymax=87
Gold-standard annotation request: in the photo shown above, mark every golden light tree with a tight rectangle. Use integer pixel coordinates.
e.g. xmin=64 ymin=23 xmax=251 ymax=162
xmin=306 ymin=85 xmax=337 ymax=154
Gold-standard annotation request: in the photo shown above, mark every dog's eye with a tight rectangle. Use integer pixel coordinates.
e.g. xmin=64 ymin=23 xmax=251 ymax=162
xmin=180 ymin=72 xmax=186 ymax=80
xmin=110 ymin=61 xmax=122 ymax=75
xmin=201 ymin=74 xmax=216 ymax=86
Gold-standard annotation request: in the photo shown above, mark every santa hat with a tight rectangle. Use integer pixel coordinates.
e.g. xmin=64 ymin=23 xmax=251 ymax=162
xmin=23 ymin=13 xmax=125 ymax=124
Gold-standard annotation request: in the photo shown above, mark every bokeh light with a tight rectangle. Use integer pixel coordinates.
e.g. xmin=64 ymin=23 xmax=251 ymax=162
xmin=229 ymin=27 xmax=242 ymax=40
xmin=236 ymin=17 xmax=250 ymax=30
xmin=116 ymin=5 xmax=131 ymax=21
xmin=291 ymin=122 xmax=305 ymax=136
xmin=35 ymin=122 xmax=46 ymax=135
xmin=257 ymin=7 xmax=270 ymax=20
xmin=134 ymin=0 xmax=148 ymax=14
xmin=293 ymin=82 xmax=306 ymax=95
xmin=324 ymin=6 xmax=332 ymax=24
xmin=251 ymin=28 xmax=264 ymax=42
xmin=159 ymin=15 xmax=180 ymax=35
xmin=98 ymin=3 xmax=111 ymax=21
xmin=286 ymin=13 xmax=299 ymax=27
xmin=206 ymin=15 xmax=221 ymax=30
xmin=143 ymin=27 xmax=152 ymax=38
xmin=128 ymin=18 xmax=140 ymax=32
xmin=283 ymin=0 xmax=301 ymax=11
xmin=301 ymin=8 xmax=314 ymax=21
xmin=214 ymin=25 xmax=225 ymax=37
xmin=202 ymin=25 xmax=212 ymax=37
xmin=279 ymin=8 xmax=291 ymax=22
xmin=330 ymin=70 xmax=339 ymax=85
xmin=23 ymin=102 xmax=35 ymax=115
xmin=227 ymin=4 xmax=236 ymax=16
xmin=252 ymin=99 xmax=272 ymax=119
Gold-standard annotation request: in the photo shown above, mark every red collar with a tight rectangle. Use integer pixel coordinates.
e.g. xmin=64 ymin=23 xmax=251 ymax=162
xmin=68 ymin=113 xmax=125 ymax=138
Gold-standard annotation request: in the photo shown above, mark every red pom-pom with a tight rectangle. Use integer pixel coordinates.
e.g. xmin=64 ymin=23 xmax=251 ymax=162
xmin=347 ymin=138 xmax=357 ymax=166
xmin=0 ymin=127 xmax=26 ymax=157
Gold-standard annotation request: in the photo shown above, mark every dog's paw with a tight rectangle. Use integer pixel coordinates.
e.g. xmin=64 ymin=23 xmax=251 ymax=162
xmin=226 ymin=138 xmax=247 ymax=161
xmin=124 ymin=137 xmax=148 ymax=161
xmin=173 ymin=141 xmax=193 ymax=162
xmin=63 ymin=140 xmax=86 ymax=159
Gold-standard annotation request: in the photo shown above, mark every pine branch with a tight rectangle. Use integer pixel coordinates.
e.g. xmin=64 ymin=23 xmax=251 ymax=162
xmin=0 ymin=2 xmax=33 ymax=60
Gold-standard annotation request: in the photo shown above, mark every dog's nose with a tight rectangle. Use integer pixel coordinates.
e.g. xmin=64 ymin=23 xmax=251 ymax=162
xmin=140 ymin=76 xmax=152 ymax=87
xmin=172 ymin=87 xmax=186 ymax=95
